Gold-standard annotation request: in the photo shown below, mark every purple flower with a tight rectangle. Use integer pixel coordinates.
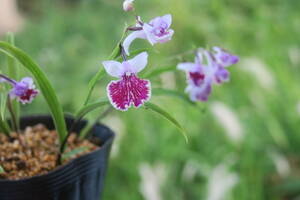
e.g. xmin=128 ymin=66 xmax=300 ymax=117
xmin=213 ymin=46 xmax=239 ymax=67
xmin=177 ymin=48 xmax=239 ymax=102
xmin=0 ymin=75 xmax=39 ymax=104
xmin=123 ymin=14 xmax=174 ymax=55
xmin=102 ymin=52 xmax=151 ymax=111
xmin=177 ymin=53 xmax=212 ymax=102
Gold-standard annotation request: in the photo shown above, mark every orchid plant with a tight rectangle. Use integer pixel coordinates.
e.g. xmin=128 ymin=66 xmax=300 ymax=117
xmin=0 ymin=1 xmax=239 ymax=166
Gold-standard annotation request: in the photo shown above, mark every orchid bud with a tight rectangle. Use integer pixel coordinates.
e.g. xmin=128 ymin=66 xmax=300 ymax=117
xmin=123 ymin=0 xmax=135 ymax=12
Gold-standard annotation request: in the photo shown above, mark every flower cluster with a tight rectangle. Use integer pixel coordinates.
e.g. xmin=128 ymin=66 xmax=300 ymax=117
xmin=0 ymin=75 xmax=39 ymax=104
xmin=103 ymin=14 xmax=174 ymax=111
xmin=177 ymin=47 xmax=239 ymax=101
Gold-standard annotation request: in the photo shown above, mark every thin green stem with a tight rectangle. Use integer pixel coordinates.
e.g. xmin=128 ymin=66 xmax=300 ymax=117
xmin=6 ymin=96 xmax=19 ymax=134
xmin=79 ymin=106 xmax=113 ymax=139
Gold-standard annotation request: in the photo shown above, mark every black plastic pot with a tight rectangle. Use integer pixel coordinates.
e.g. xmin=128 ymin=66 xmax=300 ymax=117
xmin=0 ymin=115 xmax=115 ymax=200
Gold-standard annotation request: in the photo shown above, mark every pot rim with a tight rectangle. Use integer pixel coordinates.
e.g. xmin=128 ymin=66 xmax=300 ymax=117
xmin=0 ymin=114 xmax=115 ymax=183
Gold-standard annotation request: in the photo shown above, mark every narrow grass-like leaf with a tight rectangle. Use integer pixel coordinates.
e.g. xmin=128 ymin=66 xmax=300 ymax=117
xmin=6 ymin=33 xmax=20 ymax=129
xmin=62 ymin=146 xmax=89 ymax=161
xmin=0 ymin=70 xmax=8 ymax=120
xmin=0 ymin=117 xmax=10 ymax=136
xmin=143 ymin=65 xmax=177 ymax=79
xmin=144 ymin=102 xmax=188 ymax=143
xmin=76 ymin=98 xmax=110 ymax=119
xmin=152 ymin=88 xmax=196 ymax=106
xmin=0 ymin=165 xmax=5 ymax=173
xmin=0 ymin=92 xmax=7 ymax=120
xmin=0 ymin=41 xmax=68 ymax=144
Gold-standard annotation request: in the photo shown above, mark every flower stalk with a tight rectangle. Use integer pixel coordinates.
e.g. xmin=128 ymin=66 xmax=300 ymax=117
xmin=6 ymin=95 xmax=19 ymax=134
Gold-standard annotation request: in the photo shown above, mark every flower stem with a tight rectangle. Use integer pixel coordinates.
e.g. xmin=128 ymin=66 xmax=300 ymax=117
xmin=79 ymin=106 xmax=113 ymax=140
xmin=0 ymin=74 xmax=16 ymax=85
xmin=120 ymin=44 xmax=127 ymax=61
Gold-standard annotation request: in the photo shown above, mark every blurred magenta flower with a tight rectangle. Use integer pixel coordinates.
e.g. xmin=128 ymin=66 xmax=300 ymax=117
xmin=177 ymin=47 xmax=239 ymax=102
xmin=102 ymin=52 xmax=151 ymax=111
xmin=123 ymin=14 xmax=174 ymax=55
xmin=0 ymin=75 xmax=39 ymax=104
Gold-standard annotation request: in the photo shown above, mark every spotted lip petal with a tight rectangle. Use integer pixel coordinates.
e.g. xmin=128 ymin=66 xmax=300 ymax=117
xmin=107 ymin=74 xmax=151 ymax=111
xmin=16 ymin=89 xmax=39 ymax=104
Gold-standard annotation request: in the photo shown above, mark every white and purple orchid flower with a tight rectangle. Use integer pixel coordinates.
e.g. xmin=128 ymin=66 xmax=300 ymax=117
xmin=0 ymin=75 xmax=39 ymax=104
xmin=102 ymin=52 xmax=151 ymax=111
xmin=123 ymin=14 xmax=174 ymax=55
xmin=177 ymin=47 xmax=239 ymax=102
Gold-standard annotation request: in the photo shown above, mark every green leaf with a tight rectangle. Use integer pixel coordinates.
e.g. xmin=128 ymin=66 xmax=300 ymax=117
xmin=62 ymin=146 xmax=89 ymax=161
xmin=6 ymin=33 xmax=20 ymax=129
xmin=152 ymin=88 xmax=196 ymax=106
xmin=143 ymin=65 xmax=177 ymax=79
xmin=0 ymin=92 xmax=7 ymax=120
xmin=0 ymin=70 xmax=8 ymax=120
xmin=76 ymin=98 xmax=110 ymax=119
xmin=0 ymin=118 xmax=10 ymax=136
xmin=144 ymin=102 xmax=188 ymax=143
xmin=6 ymin=33 xmax=19 ymax=79
xmin=0 ymin=165 xmax=5 ymax=173
xmin=0 ymin=41 xmax=68 ymax=144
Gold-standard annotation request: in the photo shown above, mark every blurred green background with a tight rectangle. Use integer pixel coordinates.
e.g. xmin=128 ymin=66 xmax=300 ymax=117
xmin=1 ymin=0 xmax=300 ymax=199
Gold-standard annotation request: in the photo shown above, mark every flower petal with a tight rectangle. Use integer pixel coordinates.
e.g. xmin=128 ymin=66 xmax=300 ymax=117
xmin=161 ymin=14 xmax=172 ymax=29
xmin=123 ymin=30 xmax=147 ymax=55
xmin=127 ymin=52 xmax=148 ymax=74
xmin=213 ymin=46 xmax=239 ymax=67
xmin=214 ymin=66 xmax=230 ymax=84
xmin=18 ymin=89 xmax=39 ymax=104
xmin=107 ymin=74 xmax=151 ymax=111
xmin=143 ymin=23 xmax=157 ymax=45
xmin=177 ymin=62 xmax=198 ymax=72
xmin=20 ymin=77 xmax=34 ymax=88
xmin=102 ymin=61 xmax=124 ymax=78
xmin=186 ymin=81 xmax=212 ymax=102
xmin=156 ymin=29 xmax=174 ymax=43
